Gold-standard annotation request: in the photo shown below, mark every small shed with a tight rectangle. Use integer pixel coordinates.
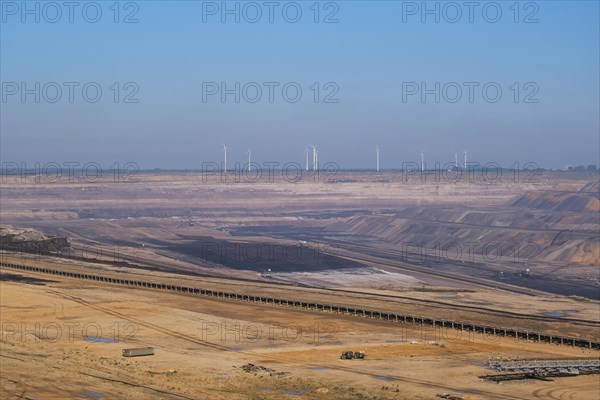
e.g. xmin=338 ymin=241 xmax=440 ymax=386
xmin=122 ymin=347 xmax=155 ymax=357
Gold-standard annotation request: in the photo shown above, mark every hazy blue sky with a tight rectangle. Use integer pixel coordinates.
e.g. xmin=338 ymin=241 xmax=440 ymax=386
xmin=1 ymin=1 xmax=599 ymax=169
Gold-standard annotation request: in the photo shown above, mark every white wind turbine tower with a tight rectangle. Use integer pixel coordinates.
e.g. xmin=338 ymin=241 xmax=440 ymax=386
xmin=463 ymin=149 xmax=468 ymax=170
xmin=247 ymin=148 xmax=252 ymax=172
xmin=305 ymin=146 xmax=309 ymax=171
xmin=420 ymin=150 xmax=425 ymax=172
xmin=454 ymin=152 xmax=459 ymax=169
xmin=223 ymin=144 xmax=228 ymax=173
xmin=311 ymin=145 xmax=318 ymax=172
xmin=376 ymin=145 xmax=380 ymax=172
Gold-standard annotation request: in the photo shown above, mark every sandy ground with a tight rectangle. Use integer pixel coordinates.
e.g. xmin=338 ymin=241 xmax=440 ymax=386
xmin=1 ymin=270 xmax=599 ymax=400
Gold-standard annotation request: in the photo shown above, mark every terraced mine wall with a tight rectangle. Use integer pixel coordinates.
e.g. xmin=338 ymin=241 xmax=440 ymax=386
xmin=0 ymin=237 xmax=69 ymax=253
xmin=1 ymin=261 xmax=598 ymax=350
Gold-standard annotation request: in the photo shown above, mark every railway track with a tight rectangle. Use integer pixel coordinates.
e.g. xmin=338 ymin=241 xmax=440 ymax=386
xmin=1 ymin=260 xmax=599 ymax=350
xmin=4 ymin=247 xmax=600 ymax=328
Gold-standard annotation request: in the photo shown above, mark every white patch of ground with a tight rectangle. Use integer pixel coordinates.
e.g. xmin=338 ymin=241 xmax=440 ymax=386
xmin=267 ymin=267 xmax=421 ymax=288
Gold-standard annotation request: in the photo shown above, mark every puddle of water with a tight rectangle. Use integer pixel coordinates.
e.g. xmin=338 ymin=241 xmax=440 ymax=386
xmin=387 ymin=340 xmax=403 ymax=343
xmin=545 ymin=310 xmax=578 ymax=317
xmin=375 ymin=376 xmax=391 ymax=381
xmin=229 ymin=346 xmax=243 ymax=351
xmin=545 ymin=312 xmax=565 ymax=317
xmin=79 ymin=391 xmax=103 ymax=398
xmin=283 ymin=388 xmax=310 ymax=395
xmin=84 ymin=337 xmax=114 ymax=343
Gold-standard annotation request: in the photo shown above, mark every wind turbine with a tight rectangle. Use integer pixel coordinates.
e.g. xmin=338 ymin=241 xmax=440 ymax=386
xmin=420 ymin=150 xmax=425 ymax=172
xmin=463 ymin=150 xmax=468 ymax=170
xmin=247 ymin=148 xmax=251 ymax=172
xmin=376 ymin=145 xmax=380 ymax=172
xmin=223 ymin=144 xmax=228 ymax=173
xmin=311 ymin=145 xmax=318 ymax=172
xmin=454 ymin=152 xmax=459 ymax=169
xmin=305 ymin=147 xmax=309 ymax=171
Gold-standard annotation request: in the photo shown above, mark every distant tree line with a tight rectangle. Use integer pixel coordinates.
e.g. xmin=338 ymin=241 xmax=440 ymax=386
xmin=567 ymin=165 xmax=598 ymax=171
